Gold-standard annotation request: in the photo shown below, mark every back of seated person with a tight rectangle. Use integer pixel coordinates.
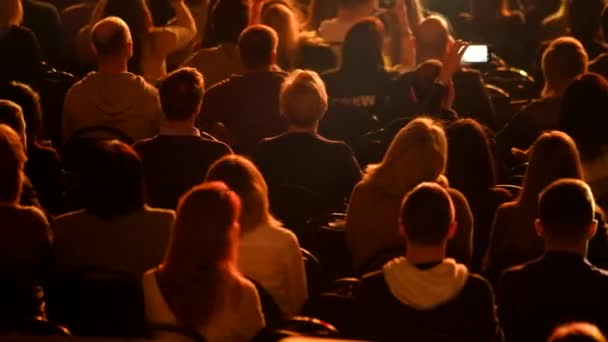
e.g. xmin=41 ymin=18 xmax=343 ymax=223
xmin=548 ymin=322 xmax=608 ymax=342
xmin=22 ymin=0 xmax=61 ymax=66
xmin=499 ymin=179 xmax=608 ymax=342
xmin=133 ymin=67 xmax=231 ymax=210
xmin=62 ymin=16 xmax=162 ymax=143
xmin=53 ymin=141 xmax=174 ymax=274
xmin=354 ymin=182 xmax=500 ymax=341
xmin=199 ymin=25 xmax=288 ymax=155
xmin=254 ymin=69 xmax=362 ymax=215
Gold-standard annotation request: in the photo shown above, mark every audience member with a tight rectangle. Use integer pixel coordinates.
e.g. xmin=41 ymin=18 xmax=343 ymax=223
xmin=318 ymin=0 xmax=375 ymax=49
xmin=53 ymin=141 xmax=174 ymax=274
xmin=133 ymin=67 xmax=231 ymax=210
xmin=549 ymin=322 xmax=608 ymax=342
xmin=22 ymin=0 xmax=61 ymax=66
xmin=0 ymin=124 xmax=51 ymax=323
xmin=446 ymin=119 xmax=512 ymax=272
xmin=0 ymin=82 xmax=64 ymax=214
xmin=306 ymin=0 xmax=339 ymax=30
xmin=499 ymin=179 xmax=608 ymax=342
xmin=355 ymin=182 xmax=500 ymax=341
xmin=80 ymin=0 xmax=197 ymax=82
xmin=58 ymin=0 xmax=96 ymax=72
xmin=143 ymin=182 xmax=265 ymax=342
xmin=345 ymin=117 xmax=473 ymax=274
xmin=497 ymin=37 xmax=588 ymax=166
xmin=0 ymin=0 xmax=44 ymax=85
xmin=560 ymin=73 xmax=608 ymax=209
xmin=255 ymin=69 xmax=362 ymax=217
xmin=415 ymin=16 xmax=496 ymax=129
xmin=206 ymin=155 xmax=307 ymax=318
xmin=487 ymin=131 xmax=608 ymax=278
xmin=199 ymin=25 xmax=288 ymax=155
xmin=183 ymin=0 xmax=249 ymax=88
xmin=62 ymin=17 xmax=163 ymax=143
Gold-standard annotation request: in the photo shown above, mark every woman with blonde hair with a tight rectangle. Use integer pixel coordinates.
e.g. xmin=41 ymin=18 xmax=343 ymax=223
xmin=206 ymin=155 xmax=308 ymax=318
xmin=0 ymin=0 xmax=44 ymax=83
xmin=345 ymin=117 xmax=473 ymax=274
xmin=143 ymin=182 xmax=265 ymax=342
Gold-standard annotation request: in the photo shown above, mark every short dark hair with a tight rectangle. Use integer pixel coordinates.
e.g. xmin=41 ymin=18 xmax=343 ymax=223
xmin=539 ymin=179 xmax=595 ymax=240
xmin=238 ymin=25 xmax=278 ymax=69
xmin=0 ymin=81 xmax=43 ymax=145
xmin=0 ymin=125 xmax=26 ymax=204
xmin=91 ymin=17 xmax=131 ymax=57
xmin=400 ymin=182 xmax=455 ymax=245
xmin=81 ymin=140 xmax=145 ymax=220
xmin=159 ymin=68 xmax=205 ymax=121
xmin=212 ymin=0 xmax=250 ymax=44
xmin=0 ymin=100 xmax=25 ymax=138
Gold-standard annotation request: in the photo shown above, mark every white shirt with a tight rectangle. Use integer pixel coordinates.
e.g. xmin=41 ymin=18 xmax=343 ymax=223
xmin=238 ymin=223 xmax=308 ymax=317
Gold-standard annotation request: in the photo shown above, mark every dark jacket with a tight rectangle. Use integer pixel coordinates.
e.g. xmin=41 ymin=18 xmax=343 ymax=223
xmin=499 ymin=251 xmax=608 ymax=342
xmin=452 ymin=69 xmax=496 ymax=130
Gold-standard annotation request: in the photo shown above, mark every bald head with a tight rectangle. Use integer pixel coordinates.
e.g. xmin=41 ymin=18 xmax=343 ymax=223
xmin=91 ymin=16 xmax=132 ymax=59
xmin=416 ymin=16 xmax=450 ymax=63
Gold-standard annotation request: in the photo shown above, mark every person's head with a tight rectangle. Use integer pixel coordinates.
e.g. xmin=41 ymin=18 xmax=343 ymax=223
xmin=0 ymin=82 xmax=43 ymax=146
xmin=0 ymin=125 xmax=26 ymax=205
xmin=0 ymin=0 xmax=23 ymax=27
xmin=367 ymin=117 xmax=448 ymax=194
xmin=519 ymin=131 xmax=584 ymax=207
xmin=261 ymin=2 xmax=300 ymax=70
xmin=238 ymin=25 xmax=279 ymax=70
xmin=212 ymin=0 xmax=251 ymax=45
xmin=541 ymin=37 xmax=588 ymax=98
xmin=446 ymin=119 xmax=496 ymax=197
xmin=280 ymin=69 xmax=328 ymax=129
xmin=399 ymin=182 xmax=456 ymax=247
xmin=341 ymin=17 xmax=385 ymax=72
xmin=91 ymin=17 xmax=133 ymax=64
xmin=307 ymin=0 xmax=339 ymax=30
xmin=568 ymin=0 xmax=606 ymax=40
xmin=560 ymin=73 xmax=608 ymax=161
xmin=158 ymin=67 xmax=205 ymax=123
xmin=0 ymin=100 xmax=26 ymax=145
xmin=536 ymin=179 xmax=597 ymax=248
xmin=549 ymin=322 xmax=608 ymax=342
xmin=205 ymin=155 xmax=279 ymax=232
xmin=160 ymin=181 xmax=241 ymax=329
xmin=81 ymin=140 xmax=145 ymax=220
xmin=416 ymin=16 xmax=450 ymax=64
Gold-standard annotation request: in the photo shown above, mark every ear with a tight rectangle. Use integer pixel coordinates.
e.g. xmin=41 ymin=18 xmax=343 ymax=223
xmin=588 ymin=219 xmax=599 ymax=239
xmin=534 ymin=218 xmax=545 ymax=237
xmin=446 ymin=221 xmax=457 ymax=240
xmin=399 ymin=220 xmax=406 ymax=239
xmin=126 ymin=40 xmax=134 ymax=59
xmin=271 ymin=50 xmax=278 ymax=65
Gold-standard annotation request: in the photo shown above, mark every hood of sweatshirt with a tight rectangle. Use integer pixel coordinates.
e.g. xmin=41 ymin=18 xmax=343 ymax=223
xmin=383 ymin=257 xmax=469 ymax=310
xmin=75 ymin=72 xmax=152 ymax=116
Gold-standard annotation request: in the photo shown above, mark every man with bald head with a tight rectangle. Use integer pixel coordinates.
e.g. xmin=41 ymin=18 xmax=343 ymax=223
xmin=413 ymin=16 xmax=496 ymax=129
xmin=62 ymin=17 xmax=162 ymax=143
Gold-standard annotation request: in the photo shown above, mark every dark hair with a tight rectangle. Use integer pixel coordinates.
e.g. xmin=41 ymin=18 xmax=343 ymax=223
xmin=0 ymin=100 xmax=25 ymax=139
xmin=0 ymin=124 xmax=26 ymax=204
xmin=341 ymin=18 xmax=385 ymax=73
xmin=560 ymin=73 xmax=608 ymax=161
xmin=0 ymin=81 xmax=43 ymax=146
xmin=400 ymin=182 xmax=454 ymax=245
xmin=101 ymin=0 xmax=153 ymax=74
xmin=446 ymin=119 xmax=497 ymax=199
xmin=238 ymin=25 xmax=278 ymax=69
xmin=159 ymin=68 xmax=205 ymax=121
xmin=539 ymin=179 xmax=595 ymax=240
xmin=92 ymin=17 xmax=131 ymax=57
xmin=212 ymin=0 xmax=250 ymax=44
xmin=81 ymin=140 xmax=145 ymax=220
xmin=158 ymin=181 xmax=241 ymax=329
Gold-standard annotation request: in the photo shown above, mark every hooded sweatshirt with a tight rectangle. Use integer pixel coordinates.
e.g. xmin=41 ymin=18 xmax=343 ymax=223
xmin=62 ymin=72 xmax=162 ymax=143
xmin=383 ymin=257 xmax=469 ymax=310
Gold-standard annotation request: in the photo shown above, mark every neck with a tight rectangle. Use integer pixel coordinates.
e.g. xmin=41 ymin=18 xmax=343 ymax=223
xmin=288 ymin=123 xmax=318 ymax=134
xmin=98 ymin=58 xmax=129 ymax=74
xmin=163 ymin=118 xmax=196 ymax=130
xmin=337 ymin=5 xmax=372 ymax=21
xmin=405 ymin=243 xmax=447 ymax=265
xmin=246 ymin=64 xmax=276 ymax=73
xmin=545 ymin=240 xmax=588 ymax=258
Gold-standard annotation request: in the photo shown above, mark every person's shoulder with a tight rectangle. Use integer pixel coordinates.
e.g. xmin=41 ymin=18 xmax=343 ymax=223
xmin=183 ymin=46 xmax=221 ymax=67
xmin=446 ymin=187 xmax=469 ymax=205
xmin=496 ymin=200 xmax=518 ymax=212
xmin=7 ymin=25 xmax=37 ymax=40
xmin=23 ymin=0 xmax=59 ymax=14
xmin=54 ymin=209 xmax=88 ymax=228
xmin=132 ymin=135 xmax=159 ymax=150
xmin=29 ymin=143 xmax=61 ymax=162
xmin=15 ymin=205 xmax=49 ymax=226
xmin=143 ymin=206 xmax=175 ymax=220
xmin=465 ymin=273 xmax=493 ymax=292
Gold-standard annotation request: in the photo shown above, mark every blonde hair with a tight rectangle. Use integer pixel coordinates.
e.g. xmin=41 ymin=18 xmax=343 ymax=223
xmin=549 ymin=322 xmax=607 ymax=342
xmin=541 ymin=37 xmax=588 ymax=98
xmin=206 ymin=155 xmax=282 ymax=232
xmin=262 ymin=3 xmax=300 ymax=70
xmin=0 ymin=0 xmax=23 ymax=27
xmin=366 ymin=117 xmax=448 ymax=195
xmin=280 ymin=69 xmax=328 ymax=127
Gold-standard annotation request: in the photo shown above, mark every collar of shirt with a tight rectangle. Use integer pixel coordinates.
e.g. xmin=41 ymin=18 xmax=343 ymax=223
xmin=159 ymin=126 xmax=200 ymax=137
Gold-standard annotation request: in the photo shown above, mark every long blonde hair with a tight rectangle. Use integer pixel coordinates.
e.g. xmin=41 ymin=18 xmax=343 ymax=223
xmin=0 ymin=0 xmax=23 ymax=27
xmin=366 ymin=117 xmax=448 ymax=195
xmin=206 ymin=155 xmax=282 ymax=232
xmin=262 ymin=3 xmax=300 ymax=71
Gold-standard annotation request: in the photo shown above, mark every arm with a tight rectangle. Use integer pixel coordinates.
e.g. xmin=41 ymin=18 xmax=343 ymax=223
xmin=283 ymin=233 xmax=308 ymax=317
xmin=390 ymin=0 xmax=416 ymax=69
xmin=157 ymin=0 xmax=198 ymax=55
xmin=238 ymin=282 xmax=266 ymax=340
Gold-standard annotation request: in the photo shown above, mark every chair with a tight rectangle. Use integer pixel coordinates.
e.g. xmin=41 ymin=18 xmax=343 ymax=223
xmin=483 ymin=66 xmax=538 ymax=101
xmin=301 ymin=248 xmax=325 ymax=298
xmin=248 ymin=278 xmax=284 ymax=327
xmin=253 ymin=316 xmax=339 ymax=342
xmin=270 ymin=184 xmax=327 ymax=232
xmin=45 ymin=268 xmax=148 ymax=337
xmin=485 ymin=84 xmax=513 ymax=131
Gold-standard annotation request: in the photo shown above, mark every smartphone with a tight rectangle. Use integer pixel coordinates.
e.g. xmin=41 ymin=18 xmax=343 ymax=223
xmin=379 ymin=0 xmax=396 ymax=9
xmin=462 ymin=44 xmax=490 ymax=64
